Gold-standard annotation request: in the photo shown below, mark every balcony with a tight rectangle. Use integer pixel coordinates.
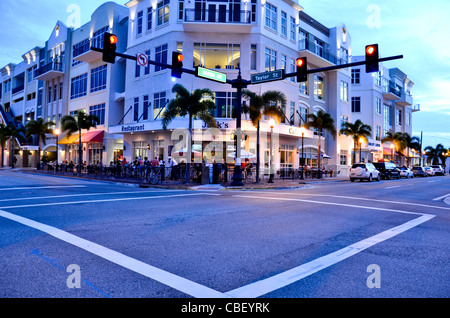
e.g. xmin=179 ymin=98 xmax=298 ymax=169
xmin=34 ymin=62 xmax=64 ymax=81
xmin=12 ymin=84 xmax=24 ymax=95
xmin=73 ymin=37 xmax=103 ymax=63
xmin=298 ymin=39 xmax=346 ymax=68
xmin=396 ymin=92 xmax=413 ymax=106
xmin=382 ymin=82 xmax=401 ymax=101
xmin=183 ymin=8 xmax=252 ymax=33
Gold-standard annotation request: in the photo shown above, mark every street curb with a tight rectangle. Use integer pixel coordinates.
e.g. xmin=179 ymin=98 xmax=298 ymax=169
xmin=444 ymin=196 xmax=450 ymax=206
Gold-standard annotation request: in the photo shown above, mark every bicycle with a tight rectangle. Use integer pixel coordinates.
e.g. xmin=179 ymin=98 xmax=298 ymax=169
xmin=146 ymin=166 xmax=161 ymax=185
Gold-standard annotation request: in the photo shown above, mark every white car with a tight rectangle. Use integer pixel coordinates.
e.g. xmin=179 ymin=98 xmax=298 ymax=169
xmin=424 ymin=167 xmax=435 ymax=176
xmin=399 ymin=167 xmax=414 ymax=178
xmin=430 ymin=165 xmax=445 ymax=176
xmin=350 ymin=163 xmax=381 ymax=182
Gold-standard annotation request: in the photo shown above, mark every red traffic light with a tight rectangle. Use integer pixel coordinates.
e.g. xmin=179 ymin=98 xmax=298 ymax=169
xmin=296 ymin=57 xmax=307 ymax=82
xmin=296 ymin=58 xmax=304 ymax=67
xmin=177 ymin=54 xmax=184 ymax=63
xmin=109 ymin=34 xmax=118 ymax=45
xmin=366 ymin=45 xmax=375 ymax=55
xmin=365 ymin=44 xmax=379 ymax=73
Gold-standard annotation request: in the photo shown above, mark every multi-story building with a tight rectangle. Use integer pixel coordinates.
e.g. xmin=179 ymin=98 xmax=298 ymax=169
xmin=107 ymin=0 xmax=353 ymax=177
xmin=351 ymin=56 xmax=418 ymax=165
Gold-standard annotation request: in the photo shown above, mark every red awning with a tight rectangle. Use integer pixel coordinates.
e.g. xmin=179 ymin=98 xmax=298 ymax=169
xmin=77 ymin=130 xmax=104 ymax=143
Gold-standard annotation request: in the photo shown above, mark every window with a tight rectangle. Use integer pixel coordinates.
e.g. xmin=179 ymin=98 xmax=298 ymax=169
xmin=299 ymin=80 xmax=308 ymax=95
xmin=4 ymin=79 xmax=11 ymax=94
xmin=133 ymin=141 xmax=148 ymax=160
xmin=281 ymin=11 xmax=287 ymax=36
xmin=70 ymin=73 xmax=88 ymax=99
xmin=155 ymin=44 xmax=168 ymax=72
xmin=88 ymin=143 xmax=103 ymax=165
xmin=90 ymin=103 xmax=105 ymax=125
xmin=214 ymin=92 xmax=236 ymax=118
xmin=178 ymin=0 xmax=184 ymax=21
xmin=157 ymin=0 xmax=170 ymax=26
xmin=314 ymin=38 xmax=324 ymax=57
xmin=265 ymin=3 xmax=277 ymax=31
xmin=290 ymin=16 xmax=296 ymax=41
xmin=340 ymin=115 xmax=348 ymax=129
xmin=144 ymin=50 xmax=151 ymax=75
xmin=383 ymin=104 xmax=391 ymax=129
xmin=340 ymin=150 xmax=347 ymax=165
xmin=153 ymin=91 xmax=167 ymax=119
xmin=376 ymin=126 xmax=382 ymax=141
xmin=92 ymin=26 xmax=109 ymax=49
xmin=143 ymin=95 xmax=149 ymax=121
xmin=147 ymin=7 xmax=153 ymax=31
xmin=396 ymin=109 xmax=402 ymax=125
xmin=280 ymin=145 xmax=294 ymax=169
xmin=406 ymin=112 xmax=411 ymax=126
xmin=351 ymin=68 xmax=360 ymax=84
xmin=48 ymin=86 xmax=52 ymax=103
xmin=351 ymin=97 xmax=361 ymax=112
xmin=134 ymin=97 xmax=139 ymax=121
xmin=265 ymin=48 xmax=276 ymax=72
xmin=250 ymin=44 xmax=257 ymax=70
xmin=290 ymin=102 xmax=295 ymax=124
xmin=314 ymin=75 xmax=324 ymax=100
xmin=374 ymin=71 xmax=381 ymax=86
xmin=290 ymin=58 xmax=295 ymax=82
xmin=280 ymin=54 xmax=286 ymax=70
xmin=53 ymin=84 xmax=57 ymax=101
xmin=137 ymin=11 xmax=143 ymax=35
xmin=90 ymin=65 xmax=107 ymax=93
xmin=135 ymin=60 xmax=141 ymax=78
xmin=340 ymin=81 xmax=348 ymax=102
xmin=376 ymin=97 xmax=382 ymax=114
xmin=298 ymin=106 xmax=308 ymax=125
xmin=193 ymin=43 xmax=240 ymax=70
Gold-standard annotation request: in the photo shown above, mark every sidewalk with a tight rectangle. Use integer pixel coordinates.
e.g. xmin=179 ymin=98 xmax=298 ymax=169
xmin=1 ymin=167 xmax=348 ymax=190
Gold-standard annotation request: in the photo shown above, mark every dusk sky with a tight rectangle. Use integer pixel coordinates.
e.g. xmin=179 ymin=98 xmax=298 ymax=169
xmin=1 ymin=0 xmax=449 ymax=149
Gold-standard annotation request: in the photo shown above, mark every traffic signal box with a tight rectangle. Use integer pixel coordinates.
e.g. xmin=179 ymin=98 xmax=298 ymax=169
xmin=103 ymin=33 xmax=118 ymax=64
xmin=365 ymin=44 xmax=379 ymax=73
xmin=296 ymin=57 xmax=307 ymax=82
xmin=171 ymin=51 xmax=184 ymax=78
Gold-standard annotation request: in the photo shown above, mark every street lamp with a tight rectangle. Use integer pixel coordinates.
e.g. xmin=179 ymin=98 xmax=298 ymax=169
xmin=268 ymin=118 xmax=275 ymax=183
xmin=54 ymin=129 xmax=60 ymax=168
xmin=359 ymin=137 xmax=364 ymax=163
xmin=299 ymin=126 xmax=305 ymax=180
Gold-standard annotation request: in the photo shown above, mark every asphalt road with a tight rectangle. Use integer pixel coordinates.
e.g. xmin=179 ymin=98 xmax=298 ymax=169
xmin=0 ymin=170 xmax=448 ymax=303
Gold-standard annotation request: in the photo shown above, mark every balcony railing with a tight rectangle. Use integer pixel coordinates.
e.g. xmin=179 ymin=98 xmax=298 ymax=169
xmin=382 ymin=82 xmax=402 ymax=98
xmin=298 ymin=39 xmax=346 ymax=65
xmin=73 ymin=34 xmax=105 ymax=59
xmin=12 ymin=85 xmax=24 ymax=95
xmin=184 ymin=8 xmax=251 ymax=24
xmin=34 ymin=62 xmax=64 ymax=78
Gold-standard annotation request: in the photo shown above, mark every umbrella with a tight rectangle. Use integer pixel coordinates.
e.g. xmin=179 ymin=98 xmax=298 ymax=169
xmin=228 ymin=150 xmax=256 ymax=159
xmin=322 ymin=154 xmax=333 ymax=159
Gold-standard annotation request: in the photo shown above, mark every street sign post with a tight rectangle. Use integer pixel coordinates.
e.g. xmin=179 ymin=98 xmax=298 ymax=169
xmin=251 ymin=70 xmax=284 ymax=84
xmin=196 ymin=67 xmax=227 ymax=83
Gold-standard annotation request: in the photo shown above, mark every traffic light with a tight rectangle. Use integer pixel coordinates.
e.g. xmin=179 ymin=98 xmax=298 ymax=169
xmin=365 ymin=44 xmax=379 ymax=73
xmin=171 ymin=51 xmax=184 ymax=78
xmin=296 ymin=57 xmax=307 ymax=82
xmin=103 ymin=32 xmax=118 ymax=64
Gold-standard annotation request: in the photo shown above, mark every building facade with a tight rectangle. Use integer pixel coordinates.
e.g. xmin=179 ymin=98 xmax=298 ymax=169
xmin=0 ymin=0 xmax=418 ymax=178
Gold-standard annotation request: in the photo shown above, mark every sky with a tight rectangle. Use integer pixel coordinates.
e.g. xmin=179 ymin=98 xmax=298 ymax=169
xmin=0 ymin=0 xmax=449 ymax=149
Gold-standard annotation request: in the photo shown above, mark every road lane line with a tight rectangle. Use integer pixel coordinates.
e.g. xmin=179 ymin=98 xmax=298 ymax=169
xmin=225 ymin=213 xmax=435 ymax=298
xmin=0 ymin=185 xmax=86 ymax=191
xmin=385 ymin=185 xmax=401 ymax=189
xmin=0 ymin=209 xmax=228 ymax=298
xmin=433 ymin=193 xmax=450 ymax=201
xmin=0 ymin=193 xmax=219 ymax=210
xmin=245 ymin=191 xmax=450 ymax=211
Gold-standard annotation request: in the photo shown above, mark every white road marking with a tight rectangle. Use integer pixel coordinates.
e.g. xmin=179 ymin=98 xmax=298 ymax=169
xmin=0 ymin=185 xmax=86 ymax=191
xmin=0 ymin=209 xmax=227 ymax=298
xmin=432 ymin=193 xmax=450 ymax=201
xmin=225 ymin=213 xmax=435 ymax=298
xmin=0 ymin=193 xmax=219 ymax=209
xmin=385 ymin=185 xmax=401 ymax=189
xmin=246 ymin=191 xmax=450 ymax=211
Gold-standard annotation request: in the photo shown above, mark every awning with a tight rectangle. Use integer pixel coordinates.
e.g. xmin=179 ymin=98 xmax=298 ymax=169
xmin=75 ymin=130 xmax=104 ymax=143
xmin=58 ymin=133 xmax=81 ymax=145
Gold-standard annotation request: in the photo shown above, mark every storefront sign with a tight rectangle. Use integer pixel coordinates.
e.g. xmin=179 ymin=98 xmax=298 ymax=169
xmin=121 ymin=124 xmax=146 ymax=133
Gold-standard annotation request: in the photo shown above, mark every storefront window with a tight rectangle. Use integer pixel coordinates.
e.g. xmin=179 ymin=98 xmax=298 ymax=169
xmin=133 ymin=141 xmax=148 ymax=160
xmin=88 ymin=143 xmax=103 ymax=164
xmin=193 ymin=43 xmax=240 ymax=70
xmin=280 ymin=145 xmax=294 ymax=169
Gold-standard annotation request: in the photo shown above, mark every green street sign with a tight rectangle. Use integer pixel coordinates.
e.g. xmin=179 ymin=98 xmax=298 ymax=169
xmin=251 ymin=70 xmax=284 ymax=84
xmin=197 ymin=67 xmax=227 ymax=83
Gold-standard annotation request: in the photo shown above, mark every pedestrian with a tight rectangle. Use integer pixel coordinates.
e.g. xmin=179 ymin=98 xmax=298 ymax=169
xmin=151 ymin=156 xmax=159 ymax=167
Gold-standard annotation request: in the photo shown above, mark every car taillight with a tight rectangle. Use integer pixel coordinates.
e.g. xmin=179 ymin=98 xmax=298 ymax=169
xmin=365 ymin=168 xmax=368 ymax=172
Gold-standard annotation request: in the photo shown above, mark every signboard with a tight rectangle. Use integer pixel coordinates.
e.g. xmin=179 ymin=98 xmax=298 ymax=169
xmin=251 ymin=70 xmax=284 ymax=84
xmin=197 ymin=67 xmax=227 ymax=83
xmin=137 ymin=53 xmax=148 ymax=67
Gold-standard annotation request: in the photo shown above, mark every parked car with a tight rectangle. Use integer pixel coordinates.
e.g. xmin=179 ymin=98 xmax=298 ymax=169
xmin=373 ymin=162 xmax=401 ymax=180
xmin=350 ymin=163 xmax=381 ymax=182
xmin=424 ymin=167 xmax=435 ymax=176
xmin=399 ymin=167 xmax=414 ymax=178
xmin=412 ymin=166 xmax=427 ymax=177
xmin=430 ymin=165 xmax=445 ymax=176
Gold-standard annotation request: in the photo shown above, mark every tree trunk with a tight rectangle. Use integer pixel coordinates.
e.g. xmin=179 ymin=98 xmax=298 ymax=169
xmin=78 ymin=129 xmax=82 ymax=175
xmin=185 ymin=114 xmax=192 ymax=184
xmin=317 ymin=130 xmax=322 ymax=179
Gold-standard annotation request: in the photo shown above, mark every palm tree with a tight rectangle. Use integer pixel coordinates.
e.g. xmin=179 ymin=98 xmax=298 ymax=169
xmin=7 ymin=125 xmax=26 ymax=168
xmin=424 ymin=144 xmax=447 ymax=166
xmin=381 ymin=131 xmax=406 ymax=162
xmin=162 ymin=84 xmax=217 ymax=184
xmin=61 ymin=110 xmax=99 ymax=175
xmin=305 ymin=110 xmax=337 ymax=178
xmin=340 ymin=119 xmax=372 ymax=164
xmin=0 ymin=124 xmax=12 ymax=167
xmin=401 ymin=133 xmax=421 ymax=167
xmin=241 ymin=89 xmax=286 ymax=183
xmin=25 ymin=118 xmax=55 ymax=169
